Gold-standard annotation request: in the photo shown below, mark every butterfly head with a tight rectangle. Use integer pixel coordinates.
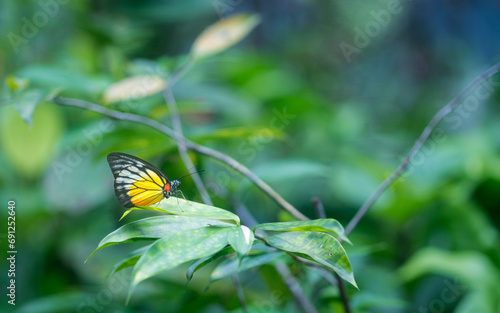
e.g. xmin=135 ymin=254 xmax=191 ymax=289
xmin=164 ymin=179 xmax=181 ymax=197
xmin=171 ymin=180 xmax=181 ymax=191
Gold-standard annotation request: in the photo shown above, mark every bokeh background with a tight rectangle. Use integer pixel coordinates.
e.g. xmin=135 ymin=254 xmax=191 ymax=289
xmin=1 ymin=0 xmax=500 ymax=312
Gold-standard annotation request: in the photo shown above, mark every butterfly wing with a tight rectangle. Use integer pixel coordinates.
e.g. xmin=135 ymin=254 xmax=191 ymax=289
xmin=107 ymin=152 xmax=170 ymax=208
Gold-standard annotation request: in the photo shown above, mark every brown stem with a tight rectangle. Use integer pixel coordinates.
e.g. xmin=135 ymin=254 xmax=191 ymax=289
xmin=52 ymin=96 xmax=309 ymax=221
xmin=163 ymin=87 xmax=213 ymax=205
xmin=335 ymin=273 xmax=352 ymax=313
xmin=311 ymin=197 xmax=326 ymax=219
xmin=232 ymin=274 xmax=248 ymax=313
xmin=344 ymin=62 xmax=500 ymax=236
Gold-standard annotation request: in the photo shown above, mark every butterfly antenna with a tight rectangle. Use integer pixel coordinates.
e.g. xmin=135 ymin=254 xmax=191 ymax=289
xmin=178 ymin=164 xmax=204 ymax=181
xmin=178 ymin=170 xmax=205 ymax=180
xmin=177 ymin=164 xmax=198 ymax=180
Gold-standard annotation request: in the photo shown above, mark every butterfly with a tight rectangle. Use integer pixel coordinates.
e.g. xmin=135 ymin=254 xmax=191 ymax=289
xmin=107 ymin=152 xmax=185 ymax=208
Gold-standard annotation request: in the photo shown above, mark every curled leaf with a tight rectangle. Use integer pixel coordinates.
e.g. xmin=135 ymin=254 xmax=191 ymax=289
xmin=255 ymin=219 xmax=351 ymax=244
xmin=265 ymin=231 xmax=357 ymax=288
xmin=103 ymin=75 xmax=166 ymax=104
xmin=227 ymin=225 xmax=255 ymax=259
xmin=191 ymin=13 xmax=260 ymax=60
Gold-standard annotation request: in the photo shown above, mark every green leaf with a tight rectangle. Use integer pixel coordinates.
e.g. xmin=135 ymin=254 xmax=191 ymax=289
xmin=191 ymin=13 xmax=260 ymax=60
xmin=227 ymin=225 xmax=255 ymax=259
xmin=120 ymin=206 xmax=167 ymax=220
xmin=13 ymin=89 xmax=51 ymax=126
xmin=399 ymin=248 xmax=500 ymax=313
xmin=255 ymin=219 xmax=351 ymax=244
xmin=399 ymin=247 xmax=500 ymax=290
xmin=13 ymin=292 xmax=88 ymax=313
xmin=186 ymin=245 xmax=235 ymax=285
xmin=108 ymin=245 xmax=151 ymax=277
xmin=264 ymin=231 xmax=357 ymax=288
xmin=87 ymin=216 xmax=233 ymax=260
xmin=16 ymin=65 xmax=111 ymax=95
xmin=128 ymin=226 xmax=232 ymax=302
xmin=210 ymin=251 xmax=284 ymax=282
xmin=0 ymin=103 xmax=63 ymax=178
xmin=122 ymin=198 xmax=240 ymax=225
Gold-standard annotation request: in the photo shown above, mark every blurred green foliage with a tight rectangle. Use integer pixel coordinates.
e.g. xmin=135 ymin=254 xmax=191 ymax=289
xmin=1 ymin=0 xmax=500 ymax=312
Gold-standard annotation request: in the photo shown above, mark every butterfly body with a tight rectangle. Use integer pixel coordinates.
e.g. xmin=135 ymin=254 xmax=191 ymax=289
xmin=107 ymin=152 xmax=181 ymax=208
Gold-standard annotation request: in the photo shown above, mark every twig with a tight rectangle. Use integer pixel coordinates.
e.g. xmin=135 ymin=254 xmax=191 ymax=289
xmin=311 ymin=197 xmax=326 ymax=219
xmin=334 ymin=273 xmax=351 ymax=313
xmin=311 ymin=197 xmax=351 ymax=313
xmin=274 ymin=263 xmax=319 ymax=313
xmin=232 ymin=274 xmax=248 ymax=313
xmin=344 ymin=62 xmax=500 ymax=236
xmin=163 ymin=66 xmax=212 ymax=204
xmin=52 ymin=96 xmax=309 ymax=221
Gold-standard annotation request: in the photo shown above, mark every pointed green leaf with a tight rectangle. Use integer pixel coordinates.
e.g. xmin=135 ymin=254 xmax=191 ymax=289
xmin=128 ymin=226 xmax=232 ymax=302
xmin=124 ymin=198 xmax=240 ymax=225
xmin=265 ymin=231 xmax=357 ymax=288
xmin=255 ymin=219 xmax=351 ymax=244
xmin=119 ymin=206 xmax=167 ymax=220
xmin=87 ymin=216 xmax=233 ymax=260
xmin=227 ymin=225 xmax=254 ymax=259
xmin=210 ymin=252 xmax=284 ymax=282
xmin=186 ymin=245 xmax=235 ymax=285
xmin=108 ymin=245 xmax=151 ymax=278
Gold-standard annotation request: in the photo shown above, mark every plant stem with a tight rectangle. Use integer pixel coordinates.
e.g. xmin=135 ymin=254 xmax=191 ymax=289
xmin=274 ymin=263 xmax=319 ymax=313
xmin=164 ymin=87 xmax=213 ymax=205
xmin=311 ymin=197 xmax=326 ymax=219
xmin=232 ymin=274 xmax=248 ymax=313
xmin=52 ymin=96 xmax=309 ymax=221
xmin=334 ymin=273 xmax=351 ymax=313
xmin=344 ymin=62 xmax=500 ymax=236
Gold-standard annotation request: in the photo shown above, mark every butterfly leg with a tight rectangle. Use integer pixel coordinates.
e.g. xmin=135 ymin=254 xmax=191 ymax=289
xmin=176 ymin=190 xmax=192 ymax=207
xmin=170 ymin=196 xmax=182 ymax=212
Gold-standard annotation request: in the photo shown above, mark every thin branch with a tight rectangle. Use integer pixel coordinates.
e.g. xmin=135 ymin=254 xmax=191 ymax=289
xmin=190 ymin=143 xmax=308 ymax=220
xmin=334 ymin=273 xmax=351 ymax=313
xmin=167 ymin=54 xmax=195 ymax=86
xmin=344 ymin=62 xmax=500 ymax=236
xmin=311 ymin=197 xmax=326 ymax=219
xmin=164 ymin=82 xmax=212 ymax=204
xmin=274 ymin=263 xmax=319 ymax=313
xmin=232 ymin=274 xmax=248 ymax=313
xmin=52 ymin=96 xmax=309 ymax=221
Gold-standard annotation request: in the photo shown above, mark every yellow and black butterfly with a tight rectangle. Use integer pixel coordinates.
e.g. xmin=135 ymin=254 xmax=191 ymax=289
xmin=107 ymin=152 xmax=185 ymax=208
